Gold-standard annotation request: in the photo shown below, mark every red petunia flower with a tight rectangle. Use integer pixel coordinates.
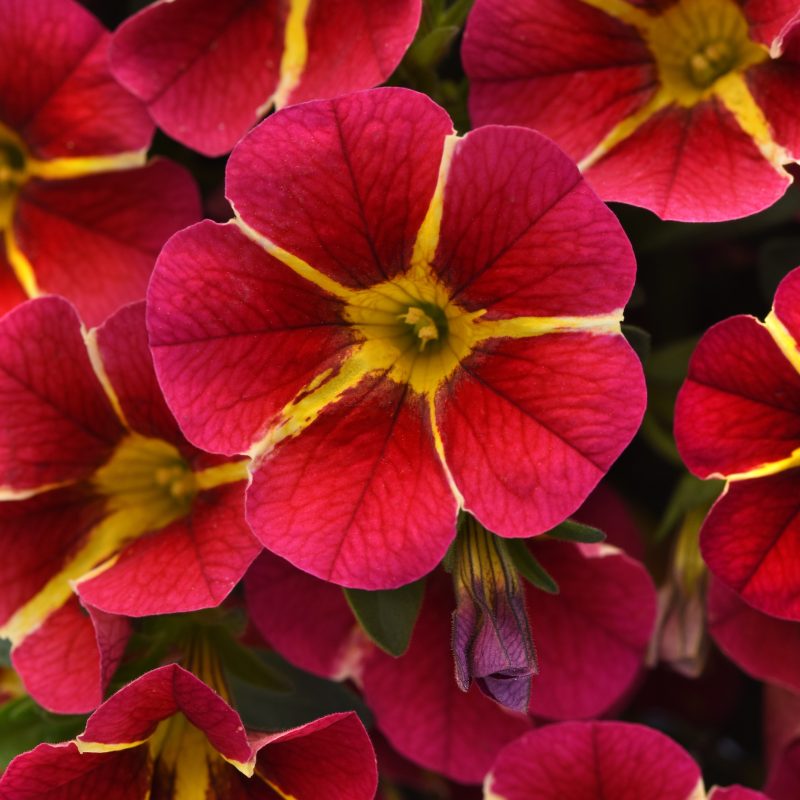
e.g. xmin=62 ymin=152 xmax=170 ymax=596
xmin=147 ymin=87 xmax=645 ymax=590
xmin=463 ymin=0 xmax=800 ymax=221
xmin=0 ymin=298 xmax=260 ymax=713
xmin=245 ymin=528 xmax=656 ymax=783
xmin=485 ymin=721 xmax=768 ymax=799
xmin=110 ymin=0 xmax=422 ymax=156
xmin=0 ymin=0 xmax=200 ymax=326
xmin=675 ymin=265 xmax=800 ymax=621
xmin=0 ymin=664 xmax=377 ymax=800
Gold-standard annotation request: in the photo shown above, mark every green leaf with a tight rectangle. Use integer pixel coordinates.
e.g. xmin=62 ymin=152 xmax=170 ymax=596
xmin=344 ymin=579 xmax=425 ymax=657
xmin=229 ymin=651 xmax=373 ymax=733
xmin=621 ymin=324 xmax=651 ymax=365
xmin=545 ymin=519 xmax=606 ymax=544
xmin=0 ymin=696 xmax=86 ymax=771
xmin=505 ymin=539 xmax=559 ymax=594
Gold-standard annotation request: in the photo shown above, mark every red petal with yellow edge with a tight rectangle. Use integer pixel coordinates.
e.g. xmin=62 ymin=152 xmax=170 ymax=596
xmin=362 ymin=575 xmax=532 ymax=784
xmin=0 ymin=0 xmax=152 ymax=159
xmin=247 ymin=378 xmax=458 ymax=589
xmin=287 ymin=0 xmax=421 ymax=106
xmin=0 ymin=742 xmax=151 ymax=800
xmin=438 ymin=334 xmax=645 ymax=538
xmin=12 ymin=597 xmax=129 ymax=714
xmin=742 ymin=0 xmax=800 ymax=47
xmin=747 ymin=32 xmax=800 ymax=161
xmin=773 ymin=266 xmax=800 ymax=345
xmin=14 ymin=161 xmax=200 ymax=327
xmin=94 ymin=302 xmax=184 ymax=446
xmin=227 ymin=88 xmax=453 ymax=289
xmin=463 ymin=0 xmax=656 ymax=163
xmin=0 ymin=297 xmax=124 ymax=491
xmin=78 ymin=664 xmax=253 ymax=765
xmin=527 ymin=540 xmax=656 ymax=720
xmin=701 ymin=469 xmax=800 ymax=621
xmin=0 ymin=254 xmax=27 ymax=318
xmin=486 ymin=721 xmax=702 ymax=800
xmin=147 ymin=221 xmax=353 ymax=456
xmin=586 ymin=99 xmax=791 ymax=222
xmin=110 ymin=0 xmax=285 ymax=157
xmin=434 ymin=125 xmax=636 ymax=317
xmin=675 ymin=315 xmax=800 ymax=479
xmin=251 ymin=713 xmax=377 ymax=800
xmin=245 ymin=550 xmax=359 ymax=679
xmin=0 ymin=486 xmax=105 ymax=628
xmin=77 ymin=482 xmax=259 ymax=616
xmin=708 ymin=577 xmax=800 ymax=695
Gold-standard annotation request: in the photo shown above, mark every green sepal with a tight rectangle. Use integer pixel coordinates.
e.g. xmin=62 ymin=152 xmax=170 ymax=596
xmin=656 ymin=472 xmax=725 ymax=542
xmin=504 ymin=539 xmax=559 ymax=594
xmin=545 ymin=519 xmax=607 ymax=544
xmin=344 ymin=579 xmax=425 ymax=657
xmin=0 ymin=638 xmax=10 ymax=668
xmin=207 ymin=626 xmax=292 ymax=693
xmin=0 ymin=696 xmax=87 ymax=771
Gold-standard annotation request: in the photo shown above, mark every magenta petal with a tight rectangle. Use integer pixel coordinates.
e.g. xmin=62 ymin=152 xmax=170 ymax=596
xmin=526 ymin=541 xmax=656 ymax=720
xmin=15 ymin=161 xmax=200 ymax=327
xmin=110 ymin=0 xmax=285 ymax=157
xmin=12 ymin=597 xmax=129 ymax=714
xmin=765 ymin=685 xmax=800 ymax=800
xmin=147 ymin=220 xmax=353 ymax=456
xmin=487 ymin=721 xmax=703 ymax=799
xmin=772 ymin=265 xmax=800 ymax=349
xmin=708 ymin=788 xmax=771 ymax=800
xmin=247 ymin=378 xmax=457 ymax=589
xmin=245 ymin=551 xmax=359 ymax=679
xmin=0 ymin=297 xmax=124 ymax=490
xmin=434 ymin=125 xmax=636 ymax=317
xmin=252 ymin=713 xmax=377 ymax=800
xmin=227 ymin=88 xmax=453 ymax=288
xmin=77 ymin=482 xmax=258 ymax=616
xmin=701 ymin=469 xmax=800 ymax=621
xmin=362 ymin=576 xmax=531 ymax=784
xmin=0 ymin=742 xmax=150 ymax=799
xmin=675 ymin=315 xmax=800 ymax=479
xmin=439 ymin=334 xmax=645 ymax=537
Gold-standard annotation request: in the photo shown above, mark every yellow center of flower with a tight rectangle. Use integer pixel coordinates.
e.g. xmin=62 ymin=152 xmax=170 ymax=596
xmin=344 ymin=270 xmax=483 ymax=395
xmin=645 ymin=0 xmax=768 ymax=105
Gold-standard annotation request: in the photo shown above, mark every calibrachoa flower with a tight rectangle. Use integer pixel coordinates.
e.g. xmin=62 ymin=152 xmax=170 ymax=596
xmin=110 ymin=0 xmax=422 ymax=156
xmin=0 ymin=0 xmax=201 ymax=325
xmin=485 ymin=721 xmax=769 ymax=799
xmin=0 ymin=298 xmax=259 ymax=713
xmin=675 ymin=266 xmax=800 ymax=621
xmin=147 ymin=87 xmax=646 ymax=590
xmin=764 ymin=685 xmax=800 ymax=800
xmin=245 ymin=533 xmax=656 ymax=783
xmin=0 ymin=663 xmax=377 ymax=800
xmin=463 ymin=0 xmax=800 ymax=221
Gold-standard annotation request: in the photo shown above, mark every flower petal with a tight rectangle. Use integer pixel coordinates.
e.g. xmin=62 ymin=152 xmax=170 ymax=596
xmin=742 ymin=0 xmax=800 ymax=47
xmin=438 ymin=334 xmax=645 ymax=537
xmin=227 ymin=88 xmax=453 ymax=289
xmin=772 ymin=265 xmax=800 ymax=348
xmin=586 ymin=100 xmax=791 ymax=222
xmin=362 ymin=576 xmax=531 ymax=784
xmin=486 ymin=721 xmax=703 ymax=800
xmin=147 ymin=220 xmax=353 ymax=456
xmin=0 ymin=0 xmax=152 ymax=159
xmin=0 ymin=252 xmax=29 ymax=318
xmin=708 ymin=577 xmax=800 ymax=695
xmin=463 ymin=0 xmax=656 ymax=163
xmin=527 ymin=540 xmax=656 ymax=720
xmin=0 ymin=297 xmax=123 ymax=491
xmin=110 ymin=0 xmax=285 ymax=157
xmin=77 ymin=482 xmax=258 ymax=616
xmin=701 ymin=469 xmax=800 ymax=620
xmin=434 ymin=125 xmax=636 ymax=317
xmin=675 ymin=315 xmax=800 ymax=479
xmin=247 ymin=378 xmax=457 ymax=588
xmin=14 ymin=160 xmax=200 ymax=327
xmin=11 ymin=596 xmax=129 ymax=714
xmin=245 ymin=550 xmax=358 ymax=679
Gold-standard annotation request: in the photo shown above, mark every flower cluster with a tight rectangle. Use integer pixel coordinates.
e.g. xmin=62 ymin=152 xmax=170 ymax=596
xmin=1 ymin=0 xmax=799 ymax=797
